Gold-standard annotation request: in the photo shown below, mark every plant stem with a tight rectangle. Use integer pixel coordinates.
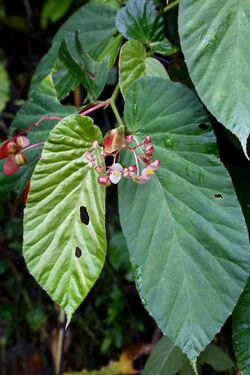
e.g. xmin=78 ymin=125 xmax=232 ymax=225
xmin=110 ymin=99 xmax=124 ymax=126
xmin=111 ymin=83 xmax=120 ymax=103
xmin=163 ymin=0 xmax=179 ymax=13
xmin=55 ymin=308 xmax=66 ymax=375
xmin=80 ymin=100 xmax=110 ymax=116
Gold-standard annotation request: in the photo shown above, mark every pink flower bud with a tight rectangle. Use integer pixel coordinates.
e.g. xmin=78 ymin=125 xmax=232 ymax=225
xmin=123 ymin=167 xmax=130 ymax=177
xmin=92 ymin=140 xmax=99 ymax=149
xmin=16 ymin=136 xmax=30 ymax=148
xmin=126 ymin=135 xmax=134 ymax=143
xmin=144 ymin=136 xmax=151 ymax=144
xmin=145 ymin=145 xmax=154 ymax=154
xmin=96 ymin=166 xmax=104 ymax=174
xmin=128 ymin=165 xmax=137 ymax=172
xmin=151 ymin=159 xmax=160 ymax=169
xmin=97 ymin=175 xmax=111 ymax=186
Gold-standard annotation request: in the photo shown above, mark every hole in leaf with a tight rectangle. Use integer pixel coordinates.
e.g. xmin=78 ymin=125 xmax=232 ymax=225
xmin=80 ymin=206 xmax=89 ymax=225
xmin=214 ymin=193 xmax=223 ymax=199
xmin=75 ymin=247 xmax=82 ymax=258
xmin=198 ymin=123 xmax=209 ymax=130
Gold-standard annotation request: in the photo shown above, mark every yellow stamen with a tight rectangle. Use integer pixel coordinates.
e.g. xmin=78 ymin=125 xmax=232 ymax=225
xmin=113 ymin=170 xmax=121 ymax=177
xmin=146 ymin=168 xmax=153 ymax=176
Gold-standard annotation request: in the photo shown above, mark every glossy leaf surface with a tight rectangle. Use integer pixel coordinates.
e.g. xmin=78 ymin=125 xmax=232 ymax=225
xmin=23 ymin=114 xmax=106 ymax=322
xmin=179 ymin=0 xmax=250 ymax=157
xmin=119 ymin=77 xmax=250 ymax=363
xmin=116 ymin=0 xmax=165 ymax=44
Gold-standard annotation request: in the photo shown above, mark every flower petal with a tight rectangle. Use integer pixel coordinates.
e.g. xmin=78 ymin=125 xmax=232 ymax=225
xmin=0 ymin=141 xmax=10 ymax=159
xmin=4 ymin=155 xmax=19 ymax=176
xmin=110 ymin=172 xmax=122 ymax=184
xmin=110 ymin=163 xmax=123 ymax=172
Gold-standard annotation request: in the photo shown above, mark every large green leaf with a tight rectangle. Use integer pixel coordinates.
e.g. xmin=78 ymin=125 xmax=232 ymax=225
xmin=118 ymin=77 xmax=250 ymax=364
xmin=178 ymin=0 xmax=250 ymax=157
xmin=0 ymin=63 xmax=9 ymax=112
xmin=32 ymin=2 xmax=118 ymax=99
xmin=116 ymin=0 xmax=165 ymax=44
xmin=119 ymin=39 xmax=169 ymax=97
xmin=23 ymin=114 xmax=106 ymax=322
xmin=233 ymin=278 xmax=250 ymax=375
xmin=41 ymin=0 xmax=74 ymax=29
xmin=0 ymin=73 xmax=75 ymax=203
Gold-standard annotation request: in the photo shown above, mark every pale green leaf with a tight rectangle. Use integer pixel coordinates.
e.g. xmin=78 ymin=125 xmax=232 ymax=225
xmin=119 ymin=76 xmax=250 ymax=363
xmin=119 ymin=40 xmax=168 ymax=97
xmin=178 ymin=0 xmax=250 ymax=157
xmin=23 ymin=114 xmax=106 ymax=322
xmin=116 ymin=0 xmax=165 ymax=44
xmin=233 ymin=277 xmax=250 ymax=375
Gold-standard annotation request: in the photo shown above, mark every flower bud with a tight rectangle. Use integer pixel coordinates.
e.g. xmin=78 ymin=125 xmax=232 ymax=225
xmin=126 ymin=135 xmax=134 ymax=143
xmin=128 ymin=165 xmax=137 ymax=172
xmin=145 ymin=145 xmax=154 ymax=154
xmin=95 ymin=166 xmax=104 ymax=174
xmin=144 ymin=136 xmax=151 ymax=144
xmin=7 ymin=141 xmax=18 ymax=154
xmin=97 ymin=175 xmax=111 ymax=186
xmin=14 ymin=153 xmax=27 ymax=166
xmin=92 ymin=140 xmax=99 ymax=149
xmin=151 ymin=159 xmax=160 ymax=169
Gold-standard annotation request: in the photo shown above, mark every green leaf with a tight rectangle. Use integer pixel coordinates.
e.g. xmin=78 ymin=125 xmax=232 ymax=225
xmin=32 ymin=2 xmax=118 ymax=99
xmin=41 ymin=0 xmax=74 ymax=29
xmin=142 ymin=336 xmax=185 ymax=375
xmin=150 ymin=38 xmax=178 ymax=56
xmin=178 ymin=0 xmax=250 ymax=158
xmin=199 ymin=343 xmax=234 ymax=372
xmin=97 ymin=34 xmax=123 ymax=69
xmin=116 ymin=0 xmax=165 ymax=44
xmin=119 ymin=40 xmax=168 ymax=97
xmin=118 ymin=76 xmax=250 ymax=363
xmin=59 ymin=33 xmax=109 ymax=100
xmin=233 ymin=277 xmax=250 ymax=375
xmin=23 ymin=114 xmax=106 ymax=322
xmin=0 ymin=73 xmax=75 ymax=202
xmin=0 ymin=63 xmax=9 ymax=112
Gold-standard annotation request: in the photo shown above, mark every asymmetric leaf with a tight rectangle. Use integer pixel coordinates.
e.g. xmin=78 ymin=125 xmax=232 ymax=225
xmin=23 ymin=114 xmax=106 ymax=321
xmin=179 ymin=0 xmax=250 ymax=157
xmin=233 ymin=278 xmax=250 ymax=375
xmin=119 ymin=77 xmax=250 ymax=363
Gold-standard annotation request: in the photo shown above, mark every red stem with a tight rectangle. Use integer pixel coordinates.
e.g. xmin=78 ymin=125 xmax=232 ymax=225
xmin=18 ymin=116 xmax=62 ymax=137
xmin=80 ymin=100 xmax=110 ymax=116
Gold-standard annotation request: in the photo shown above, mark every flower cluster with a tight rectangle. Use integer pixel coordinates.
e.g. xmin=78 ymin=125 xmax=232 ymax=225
xmin=0 ymin=135 xmax=29 ymax=175
xmin=83 ymin=129 xmax=160 ymax=186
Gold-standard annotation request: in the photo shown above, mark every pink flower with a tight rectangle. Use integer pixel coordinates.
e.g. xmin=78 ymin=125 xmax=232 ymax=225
xmin=109 ymin=163 xmax=123 ymax=184
xmin=141 ymin=160 xmax=160 ymax=182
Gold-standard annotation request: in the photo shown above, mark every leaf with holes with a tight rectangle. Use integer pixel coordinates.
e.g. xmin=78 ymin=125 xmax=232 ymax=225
xmin=119 ymin=39 xmax=168 ymax=97
xmin=23 ymin=114 xmax=106 ymax=322
xmin=118 ymin=77 xmax=250 ymax=364
xmin=178 ymin=0 xmax=250 ymax=157
xmin=233 ymin=277 xmax=250 ymax=375
xmin=116 ymin=0 xmax=165 ymax=45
